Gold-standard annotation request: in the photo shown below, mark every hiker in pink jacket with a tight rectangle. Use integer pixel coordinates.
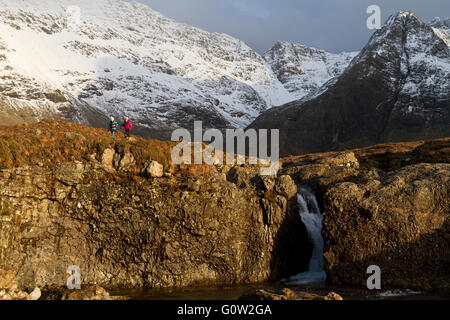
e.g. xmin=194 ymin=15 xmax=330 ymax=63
xmin=121 ymin=117 xmax=133 ymax=139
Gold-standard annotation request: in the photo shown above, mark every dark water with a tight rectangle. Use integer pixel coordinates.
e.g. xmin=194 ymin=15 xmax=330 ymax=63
xmin=110 ymin=283 xmax=449 ymax=300
xmin=111 ymin=283 xmax=281 ymax=300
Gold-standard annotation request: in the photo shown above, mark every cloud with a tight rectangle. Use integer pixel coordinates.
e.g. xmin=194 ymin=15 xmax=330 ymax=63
xmin=223 ymin=0 xmax=271 ymax=20
xmin=132 ymin=0 xmax=450 ymax=54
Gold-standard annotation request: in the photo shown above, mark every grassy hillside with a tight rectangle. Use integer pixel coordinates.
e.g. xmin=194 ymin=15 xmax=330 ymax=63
xmin=0 ymin=120 xmax=174 ymax=170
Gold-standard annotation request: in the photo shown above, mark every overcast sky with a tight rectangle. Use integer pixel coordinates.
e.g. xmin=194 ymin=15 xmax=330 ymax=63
xmin=128 ymin=0 xmax=449 ymax=54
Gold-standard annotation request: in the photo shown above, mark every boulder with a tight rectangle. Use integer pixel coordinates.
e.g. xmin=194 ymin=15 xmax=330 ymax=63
xmin=317 ymin=152 xmax=359 ymax=168
xmin=114 ymin=152 xmax=135 ymax=170
xmin=274 ymin=175 xmax=297 ymax=199
xmin=63 ymin=286 xmax=112 ymax=300
xmin=0 ymin=289 xmax=30 ymax=300
xmin=29 ymin=287 xmax=41 ymax=300
xmin=322 ymin=163 xmax=450 ymax=289
xmin=119 ymin=152 xmax=135 ymax=168
xmin=101 ymin=148 xmax=115 ymax=169
xmin=260 ymin=176 xmax=276 ymax=192
xmin=142 ymin=160 xmax=163 ymax=178
xmin=55 ymin=162 xmax=85 ymax=186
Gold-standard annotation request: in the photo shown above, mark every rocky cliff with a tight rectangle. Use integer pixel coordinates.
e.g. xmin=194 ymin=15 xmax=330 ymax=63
xmin=0 ymin=120 xmax=310 ymax=290
xmin=0 ymin=121 xmax=449 ymax=295
xmin=281 ymin=137 xmax=450 ymax=292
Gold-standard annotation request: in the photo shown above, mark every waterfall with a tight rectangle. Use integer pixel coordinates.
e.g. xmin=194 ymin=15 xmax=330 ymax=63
xmin=285 ymin=186 xmax=327 ymax=285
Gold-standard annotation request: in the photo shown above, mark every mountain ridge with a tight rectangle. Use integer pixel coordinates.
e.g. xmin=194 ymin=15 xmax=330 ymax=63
xmin=263 ymin=41 xmax=358 ymax=101
xmin=0 ymin=2 xmax=448 ymax=148
xmin=249 ymin=11 xmax=450 ymax=156
xmin=0 ymin=0 xmax=294 ymax=139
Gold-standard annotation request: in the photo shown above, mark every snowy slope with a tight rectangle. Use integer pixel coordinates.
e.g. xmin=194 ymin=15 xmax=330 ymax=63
xmin=263 ymin=41 xmax=358 ymax=100
xmin=0 ymin=0 xmax=293 ymax=137
xmin=430 ymin=17 xmax=450 ymax=46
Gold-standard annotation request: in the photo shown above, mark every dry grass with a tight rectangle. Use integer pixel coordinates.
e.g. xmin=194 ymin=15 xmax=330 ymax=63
xmin=0 ymin=120 xmax=173 ymax=169
xmin=4 ymin=120 xmax=445 ymax=176
xmin=0 ymin=120 xmax=216 ymax=176
xmin=282 ymin=137 xmax=450 ymax=170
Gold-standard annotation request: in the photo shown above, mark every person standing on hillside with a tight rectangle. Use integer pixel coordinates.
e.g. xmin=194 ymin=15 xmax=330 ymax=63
xmin=108 ymin=117 xmax=119 ymax=140
xmin=121 ymin=117 xmax=133 ymax=139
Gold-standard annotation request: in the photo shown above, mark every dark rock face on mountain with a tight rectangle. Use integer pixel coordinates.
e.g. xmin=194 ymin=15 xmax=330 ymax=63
xmin=281 ymin=138 xmax=450 ymax=291
xmin=250 ymin=12 xmax=450 ymax=156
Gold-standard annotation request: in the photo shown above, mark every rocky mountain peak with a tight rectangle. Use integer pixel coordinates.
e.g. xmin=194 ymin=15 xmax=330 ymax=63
xmin=263 ymin=41 xmax=358 ymax=100
xmin=430 ymin=17 xmax=450 ymax=46
xmin=249 ymin=12 xmax=449 ymax=156
xmin=430 ymin=16 xmax=450 ymax=29
xmin=394 ymin=11 xmax=420 ymax=21
xmin=349 ymin=10 xmax=449 ymax=82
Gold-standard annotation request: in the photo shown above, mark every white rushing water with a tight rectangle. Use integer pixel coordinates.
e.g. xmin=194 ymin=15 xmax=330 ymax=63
xmin=285 ymin=186 xmax=327 ymax=285
xmin=378 ymin=289 xmax=422 ymax=298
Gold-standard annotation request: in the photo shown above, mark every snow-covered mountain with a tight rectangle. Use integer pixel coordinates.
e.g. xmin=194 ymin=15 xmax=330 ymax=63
xmin=0 ymin=2 xmax=447 ymax=145
xmin=0 ymin=0 xmax=294 ymax=138
xmin=250 ymin=12 xmax=450 ymax=156
xmin=263 ymin=42 xmax=358 ymax=100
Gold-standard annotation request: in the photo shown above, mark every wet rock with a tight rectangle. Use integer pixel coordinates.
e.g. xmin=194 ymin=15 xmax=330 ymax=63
xmin=63 ymin=286 xmax=113 ymax=300
xmin=279 ymin=139 xmax=450 ymax=291
xmin=240 ymin=288 xmax=343 ymax=300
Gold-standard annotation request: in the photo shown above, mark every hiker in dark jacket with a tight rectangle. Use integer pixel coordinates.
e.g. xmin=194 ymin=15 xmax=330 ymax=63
xmin=121 ymin=117 xmax=133 ymax=139
xmin=108 ymin=117 xmax=119 ymax=139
